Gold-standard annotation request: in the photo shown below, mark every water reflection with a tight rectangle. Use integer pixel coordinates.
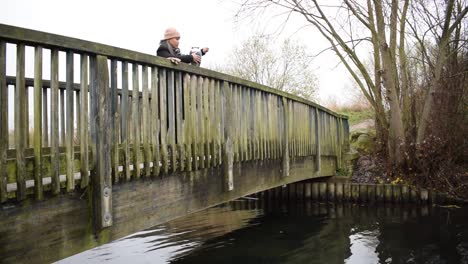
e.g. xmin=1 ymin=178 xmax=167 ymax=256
xmin=60 ymin=199 xmax=468 ymax=264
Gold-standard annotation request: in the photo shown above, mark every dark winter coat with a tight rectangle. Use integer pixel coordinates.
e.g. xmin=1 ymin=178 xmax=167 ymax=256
xmin=157 ymin=40 xmax=193 ymax=63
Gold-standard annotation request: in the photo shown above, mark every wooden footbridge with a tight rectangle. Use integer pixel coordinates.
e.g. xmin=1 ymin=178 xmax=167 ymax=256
xmin=0 ymin=24 xmax=349 ymax=262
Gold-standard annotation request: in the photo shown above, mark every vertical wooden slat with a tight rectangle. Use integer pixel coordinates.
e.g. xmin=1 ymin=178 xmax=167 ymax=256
xmin=132 ymin=64 xmax=141 ymax=179
xmin=65 ymin=51 xmax=74 ymax=191
xmin=197 ymin=77 xmax=204 ymax=169
xmin=282 ymin=97 xmax=289 ymax=177
xmin=110 ymin=59 xmax=119 ymax=182
xmin=203 ymin=78 xmax=210 ymax=168
xmin=151 ymin=66 xmax=160 ymax=176
xmin=215 ymin=80 xmax=222 ymax=166
xmin=315 ymin=108 xmax=321 ymax=172
xmin=50 ymin=49 xmax=60 ymax=194
xmin=142 ymin=66 xmax=151 ymax=177
xmin=80 ymin=54 xmax=89 ymax=188
xmin=34 ymin=46 xmax=43 ymax=200
xmin=121 ymin=62 xmax=130 ymax=181
xmin=167 ymin=70 xmax=176 ymax=172
xmin=175 ymin=72 xmax=184 ymax=171
xmin=222 ymin=81 xmax=234 ymax=191
xmin=0 ymin=40 xmax=7 ymax=202
xmin=42 ymin=88 xmax=48 ymax=146
xmin=60 ymin=89 xmax=65 ymax=146
xmin=159 ymin=68 xmax=169 ymax=174
xmin=90 ymin=55 xmax=112 ymax=230
xmin=183 ymin=73 xmax=192 ymax=171
xmin=190 ymin=75 xmax=198 ymax=170
xmin=15 ymin=43 xmax=26 ymax=200
xmin=208 ymin=79 xmax=215 ymax=167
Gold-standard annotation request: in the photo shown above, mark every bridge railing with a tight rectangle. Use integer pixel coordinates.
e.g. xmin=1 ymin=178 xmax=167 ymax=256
xmin=0 ymin=23 xmax=348 ymax=228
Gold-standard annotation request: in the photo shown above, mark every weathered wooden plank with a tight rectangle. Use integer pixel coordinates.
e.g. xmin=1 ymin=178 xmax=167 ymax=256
xmin=132 ymin=64 xmax=141 ymax=179
xmin=175 ymin=72 xmax=184 ymax=172
xmin=327 ymin=182 xmax=335 ymax=201
xmin=33 ymin=46 xmax=43 ymax=200
xmin=65 ymin=51 xmax=74 ymax=191
xmin=167 ymin=70 xmax=176 ymax=172
xmin=189 ymin=75 xmax=198 ymax=170
xmin=0 ymin=40 xmax=7 ymax=202
xmin=42 ymin=88 xmax=48 ymax=146
xmin=319 ymin=182 xmax=327 ymax=201
xmin=215 ymin=80 xmax=222 ymax=166
xmin=110 ymin=59 xmax=120 ymax=182
xmin=142 ymin=66 xmax=151 ymax=177
xmin=151 ymin=66 xmax=160 ymax=176
xmin=208 ymin=78 xmax=215 ymax=167
xmin=80 ymin=54 xmax=89 ymax=188
xmin=203 ymin=77 xmax=210 ymax=168
xmin=183 ymin=73 xmax=191 ymax=172
xmin=60 ymin=89 xmax=65 ymax=147
xmin=281 ymin=98 xmax=289 ymax=177
xmin=121 ymin=62 xmax=130 ymax=181
xmin=159 ymin=68 xmax=169 ymax=174
xmin=15 ymin=43 xmax=26 ymax=200
xmin=245 ymin=88 xmax=252 ymax=161
xmin=90 ymin=54 xmax=112 ymax=230
xmin=50 ymin=49 xmax=60 ymax=194
xmin=222 ymin=81 xmax=233 ymax=191
xmin=197 ymin=77 xmax=205 ymax=169
xmin=314 ymin=108 xmax=321 ymax=172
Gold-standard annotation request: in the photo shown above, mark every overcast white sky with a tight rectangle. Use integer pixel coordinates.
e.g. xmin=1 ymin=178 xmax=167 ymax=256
xmin=1 ymin=0 xmax=355 ymax=105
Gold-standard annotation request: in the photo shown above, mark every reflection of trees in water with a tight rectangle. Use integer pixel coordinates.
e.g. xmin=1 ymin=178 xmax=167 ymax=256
xmin=163 ymin=201 xmax=468 ymax=264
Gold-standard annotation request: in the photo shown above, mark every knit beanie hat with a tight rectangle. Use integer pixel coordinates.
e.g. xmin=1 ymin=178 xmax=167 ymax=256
xmin=163 ymin=27 xmax=180 ymax=40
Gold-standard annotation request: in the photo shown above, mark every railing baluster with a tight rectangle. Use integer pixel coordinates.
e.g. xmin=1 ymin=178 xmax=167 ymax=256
xmin=110 ymin=59 xmax=119 ymax=183
xmin=183 ymin=73 xmax=192 ymax=171
xmin=159 ymin=68 xmax=168 ymax=174
xmin=80 ymin=54 xmax=89 ymax=188
xmin=197 ymin=76 xmax=204 ymax=169
xmin=42 ymin=88 xmax=48 ymax=146
xmin=167 ymin=70 xmax=176 ymax=172
xmin=175 ymin=72 xmax=184 ymax=171
xmin=151 ymin=66 xmax=160 ymax=176
xmin=34 ymin=46 xmax=43 ymax=200
xmin=121 ymin=62 xmax=130 ymax=181
xmin=142 ymin=65 xmax=150 ymax=177
xmin=65 ymin=51 xmax=74 ymax=191
xmin=0 ymin=40 xmax=7 ymax=202
xmin=15 ymin=43 xmax=26 ymax=200
xmin=215 ymin=80 xmax=222 ymax=166
xmin=208 ymin=79 xmax=215 ymax=167
xmin=190 ymin=75 xmax=198 ymax=170
xmin=203 ymin=77 xmax=210 ymax=168
xmin=132 ymin=64 xmax=141 ymax=179
xmin=50 ymin=49 xmax=60 ymax=194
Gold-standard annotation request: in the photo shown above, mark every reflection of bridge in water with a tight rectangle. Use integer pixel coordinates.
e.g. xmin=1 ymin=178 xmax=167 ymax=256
xmin=0 ymin=24 xmax=349 ymax=262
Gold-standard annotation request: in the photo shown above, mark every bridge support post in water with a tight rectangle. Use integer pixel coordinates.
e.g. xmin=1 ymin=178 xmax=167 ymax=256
xmin=90 ymin=55 xmax=113 ymax=231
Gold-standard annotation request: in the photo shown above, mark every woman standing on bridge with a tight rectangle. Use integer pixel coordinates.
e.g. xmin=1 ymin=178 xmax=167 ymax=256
xmin=157 ymin=27 xmax=209 ymax=66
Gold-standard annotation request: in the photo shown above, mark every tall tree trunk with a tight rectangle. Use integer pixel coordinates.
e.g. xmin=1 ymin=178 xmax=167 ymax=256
xmin=374 ymin=0 xmax=406 ymax=165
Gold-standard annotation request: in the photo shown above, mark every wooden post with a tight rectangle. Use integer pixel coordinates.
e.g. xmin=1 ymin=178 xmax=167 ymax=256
xmin=314 ymin=108 xmax=321 ymax=173
xmin=281 ymin=97 xmax=289 ymax=177
xmin=15 ymin=43 xmax=26 ymax=201
xmin=121 ymin=62 xmax=131 ymax=181
xmin=222 ymin=81 xmax=234 ymax=191
xmin=0 ymin=40 xmax=7 ymax=202
xmin=50 ymin=49 xmax=60 ymax=195
xmin=80 ymin=54 xmax=89 ymax=189
xmin=132 ymin=64 xmax=141 ymax=178
xmin=65 ymin=51 xmax=74 ymax=191
xmin=151 ymin=67 xmax=161 ymax=176
xmin=34 ymin=46 xmax=43 ymax=200
xmin=90 ymin=55 xmax=112 ymax=230
xmin=110 ymin=59 xmax=119 ymax=182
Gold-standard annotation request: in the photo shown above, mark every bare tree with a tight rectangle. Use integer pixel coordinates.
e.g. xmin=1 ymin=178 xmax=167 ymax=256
xmin=219 ymin=35 xmax=318 ymax=101
xmin=235 ymin=0 xmax=468 ymax=169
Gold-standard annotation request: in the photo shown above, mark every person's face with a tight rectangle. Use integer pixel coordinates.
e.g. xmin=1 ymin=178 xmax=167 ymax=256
xmin=168 ymin=37 xmax=180 ymax=48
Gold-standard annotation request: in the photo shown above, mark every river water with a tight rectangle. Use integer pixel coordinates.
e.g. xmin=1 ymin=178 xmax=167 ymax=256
xmin=60 ymin=198 xmax=468 ymax=264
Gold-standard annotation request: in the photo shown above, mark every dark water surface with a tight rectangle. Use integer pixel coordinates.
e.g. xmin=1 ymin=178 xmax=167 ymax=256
xmin=60 ymin=199 xmax=468 ymax=264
